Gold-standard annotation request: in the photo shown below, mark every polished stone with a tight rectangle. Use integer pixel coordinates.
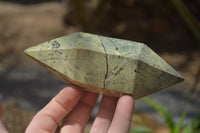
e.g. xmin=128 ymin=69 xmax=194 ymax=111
xmin=24 ymin=32 xmax=184 ymax=99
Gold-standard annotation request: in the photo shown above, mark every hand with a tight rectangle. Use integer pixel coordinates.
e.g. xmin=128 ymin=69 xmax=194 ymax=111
xmin=0 ymin=102 xmax=9 ymax=133
xmin=0 ymin=85 xmax=135 ymax=133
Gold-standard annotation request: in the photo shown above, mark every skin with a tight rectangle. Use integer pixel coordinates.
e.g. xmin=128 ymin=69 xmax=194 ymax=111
xmin=0 ymin=102 xmax=9 ymax=133
xmin=0 ymin=85 xmax=134 ymax=133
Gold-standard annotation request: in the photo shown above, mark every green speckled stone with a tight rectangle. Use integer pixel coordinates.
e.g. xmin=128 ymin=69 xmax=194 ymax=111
xmin=24 ymin=32 xmax=184 ymax=99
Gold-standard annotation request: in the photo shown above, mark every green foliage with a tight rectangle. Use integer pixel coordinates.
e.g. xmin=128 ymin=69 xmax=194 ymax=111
xmin=141 ymin=97 xmax=186 ymax=133
xmin=182 ymin=115 xmax=200 ymax=133
xmin=174 ymin=112 xmax=186 ymax=133
xmin=58 ymin=121 xmax=63 ymax=128
xmin=141 ymin=97 xmax=175 ymax=132
xmin=130 ymin=126 xmax=155 ymax=133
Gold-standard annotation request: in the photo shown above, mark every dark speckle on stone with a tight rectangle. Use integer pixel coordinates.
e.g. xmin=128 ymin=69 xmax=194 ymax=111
xmin=118 ymin=56 xmax=120 ymax=59
xmin=113 ymin=65 xmax=118 ymax=71
xmin=84 ymin=77 xmax=87 ymax=80
xmin=78 ymin=34 xmax=83 ymax=38
xmin=75 ymin=66 xmax=78 ymax=69
xmin=134 ymin=69 xmax=137 ymax=72
xmin=52 ymin=40 xmax=61 ymax=49
xmin=58 ymin=51 xmax=62 ymax=54
xmin=116 ymin=47 xmax=118 ymax=51
xmin=114 ymin=67 xmax=124 ymax=76
xmin=48 ymin=40 xmax=51 ymax=43
xmin=48 ymin=53 xmax=53 ymax=56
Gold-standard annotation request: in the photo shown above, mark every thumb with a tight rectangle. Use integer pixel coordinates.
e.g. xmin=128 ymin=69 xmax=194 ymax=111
xmin=0 ymin=102 xmax=9 ymax=133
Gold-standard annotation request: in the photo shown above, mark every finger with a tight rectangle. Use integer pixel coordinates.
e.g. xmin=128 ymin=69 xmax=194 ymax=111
xmin=25 ymin=85 xmax=82 ymax=133
xmin=0 ymin=102 xmax=9 ymax=133
xmin=0 ymin=102 xmax=3 ymax=119
xmin=90 ymin=95 xmax=118 ymax=133
xmin=108 ymin=95 xmax=134 ymax=133
xmin=60 ymin=91 xmax=98 ymax=133
xmin=0 ymin=121 xmax=8 ymax=133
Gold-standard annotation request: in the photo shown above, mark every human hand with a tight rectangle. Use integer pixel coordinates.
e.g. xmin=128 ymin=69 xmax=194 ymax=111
xmin=0 ymin=102 xmax=9 ymax=133
xmin=0 ymin=85 xmax=134 ymax=133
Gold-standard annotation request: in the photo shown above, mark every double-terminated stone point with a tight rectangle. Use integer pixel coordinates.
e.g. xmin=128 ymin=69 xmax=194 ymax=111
xmin=25 ymin=32 xmax=184 ymax=99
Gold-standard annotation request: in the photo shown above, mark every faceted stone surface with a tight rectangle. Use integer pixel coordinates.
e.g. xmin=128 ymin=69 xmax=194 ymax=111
xmin=24 ymin=32 xmax=184 ymax=99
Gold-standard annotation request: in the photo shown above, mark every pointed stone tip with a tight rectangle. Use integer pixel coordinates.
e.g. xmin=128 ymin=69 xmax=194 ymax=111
xmin=24 ymin=49 xmax=28 ymax=54
xmin=179 ymin=75 xmax=184 ymax=82
xmin=24 ymin=48 xmax=31 ymax=55
xmin=24 ymin=46 xmax=36 ymax=55
xmin=24 ymin=47 xmax=35 ymax=58
xmin=176 ymin=74 xmax=184 ymax=84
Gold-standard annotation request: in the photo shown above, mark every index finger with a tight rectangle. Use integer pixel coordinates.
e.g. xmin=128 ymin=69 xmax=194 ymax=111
xmin=25 ymin=85 xmax=82 ymax=133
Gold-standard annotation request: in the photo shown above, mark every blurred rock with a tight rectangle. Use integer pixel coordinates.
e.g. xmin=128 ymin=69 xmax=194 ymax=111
xmin=2 ymin=100 xmax=34 ymax=133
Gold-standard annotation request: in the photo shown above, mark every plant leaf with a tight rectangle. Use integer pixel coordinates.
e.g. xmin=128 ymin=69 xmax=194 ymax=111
xmin=129 ymin=126 xmax=155 ymax=133
xmin=174 ymin=111 xmax=186 ymax=133
xmin=182 ymin=115 xmax=200 ymax=133
xmin=141 ymin=97 xmax=175 ymax=133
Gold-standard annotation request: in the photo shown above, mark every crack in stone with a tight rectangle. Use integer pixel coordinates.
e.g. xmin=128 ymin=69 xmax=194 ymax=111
xmin=99 ymin=36 xmax=108 ymax=89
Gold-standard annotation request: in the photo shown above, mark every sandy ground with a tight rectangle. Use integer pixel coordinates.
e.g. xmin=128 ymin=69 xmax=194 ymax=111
xmin=0 ymin=1 xmax=200 ymax=132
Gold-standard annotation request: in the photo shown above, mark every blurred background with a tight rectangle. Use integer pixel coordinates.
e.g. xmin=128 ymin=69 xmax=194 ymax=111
xmin=0 ymin=0 xmax=200 ymax=132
